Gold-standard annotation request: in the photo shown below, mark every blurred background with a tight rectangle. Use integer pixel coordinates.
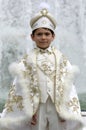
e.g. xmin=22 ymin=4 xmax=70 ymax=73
xmin=0 ymin=0 xmax=86 ymax=112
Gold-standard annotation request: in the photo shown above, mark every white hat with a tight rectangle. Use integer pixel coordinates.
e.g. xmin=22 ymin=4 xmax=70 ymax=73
xmin=30 ymin=8 xmax=57 ymax=32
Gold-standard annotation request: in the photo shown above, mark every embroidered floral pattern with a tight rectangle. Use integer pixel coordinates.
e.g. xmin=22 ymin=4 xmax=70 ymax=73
xmin=67 ymin=97 xmax=80 ymax=113
xmin=56 ymin=55 xmax=68 ymax=98
xmin=57 ymin=85 xmax=64 ymax=97
xmin=40 ymin=60 xmax=55 ymax=75
xmin=23 ymin=55 xmax=40 ymax=113
xmin=4 ymin=85 xmax=24 ymax=112
xmin=37 ymin=54 xmax=55 ymax=80
xmin=20 ymin=49 xmax=80 ymax=115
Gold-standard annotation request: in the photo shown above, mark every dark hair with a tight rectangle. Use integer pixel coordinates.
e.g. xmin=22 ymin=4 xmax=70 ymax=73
xmin=32 ymin=28 xmax=54 ymax=35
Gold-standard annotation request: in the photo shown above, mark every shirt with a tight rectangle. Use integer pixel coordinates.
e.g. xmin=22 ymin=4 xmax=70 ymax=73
xmin=35 ymin=46 xmax=56 ymax=103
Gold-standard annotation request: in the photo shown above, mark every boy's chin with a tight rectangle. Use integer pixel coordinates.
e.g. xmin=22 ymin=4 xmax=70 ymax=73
xmin=37 ymin=46 xmax=49 ymax=49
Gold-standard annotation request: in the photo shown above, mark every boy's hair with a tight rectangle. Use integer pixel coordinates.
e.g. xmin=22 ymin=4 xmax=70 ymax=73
xmin=32 ymin=28 xmax=55 ymax=35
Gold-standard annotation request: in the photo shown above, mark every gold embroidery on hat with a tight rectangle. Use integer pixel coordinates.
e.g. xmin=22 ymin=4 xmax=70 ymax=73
xmin=41 ymin=9 xmax=48 ymax=16
xmin=42 ymin=20 xmax=47 ymax=24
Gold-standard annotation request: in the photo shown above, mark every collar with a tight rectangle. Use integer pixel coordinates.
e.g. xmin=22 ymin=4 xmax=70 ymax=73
xmin=34 ymin=46 xmax=53 ymax=54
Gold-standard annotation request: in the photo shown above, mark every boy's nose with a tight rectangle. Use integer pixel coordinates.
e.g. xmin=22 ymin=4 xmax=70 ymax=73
xmin=41 ymin=34 xmax=46 ymax=39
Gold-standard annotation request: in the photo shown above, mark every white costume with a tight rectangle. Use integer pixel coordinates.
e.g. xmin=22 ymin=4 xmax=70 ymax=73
xmin=0 ymin=46 xmax=84 ymax=130
xmin=0 ymin=3 xmax=85 ymax=130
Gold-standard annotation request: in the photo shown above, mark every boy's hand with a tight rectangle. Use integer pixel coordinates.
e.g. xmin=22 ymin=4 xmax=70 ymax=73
xmin=31 ymin=113 xmax=37 ymax=125
xmin=60 ymin=119 xmax=66 ymax=122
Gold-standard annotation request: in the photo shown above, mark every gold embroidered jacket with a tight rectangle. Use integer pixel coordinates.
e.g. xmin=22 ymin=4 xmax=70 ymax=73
xmin=0 ymin=46 xmax=84 ymax=130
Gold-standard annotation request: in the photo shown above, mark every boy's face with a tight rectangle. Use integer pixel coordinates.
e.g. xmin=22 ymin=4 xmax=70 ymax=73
xmin=31 ymin=28 xmax=55 ymax=49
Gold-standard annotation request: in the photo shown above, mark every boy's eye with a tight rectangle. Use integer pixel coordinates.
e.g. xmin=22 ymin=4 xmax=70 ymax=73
xmin=37 ymin=33 xmax=42 ymax=36
xmin=45 ymin=33 xmax=50 ymax=36
xmin=36 ymin=33 xmax=51 ymax=36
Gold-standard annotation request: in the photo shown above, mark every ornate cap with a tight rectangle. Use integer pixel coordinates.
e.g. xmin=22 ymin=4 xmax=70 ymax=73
xmin=30 ymin=8 xmax=57 ymax=32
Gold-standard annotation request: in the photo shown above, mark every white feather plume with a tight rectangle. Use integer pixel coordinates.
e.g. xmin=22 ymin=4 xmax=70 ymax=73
xmin=38 ymin=2 xmax=51 ymax=12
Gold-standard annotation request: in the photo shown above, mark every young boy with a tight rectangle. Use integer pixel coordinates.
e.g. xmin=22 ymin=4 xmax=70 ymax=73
xmin=0 ymin=5 xmax=84 ymax=130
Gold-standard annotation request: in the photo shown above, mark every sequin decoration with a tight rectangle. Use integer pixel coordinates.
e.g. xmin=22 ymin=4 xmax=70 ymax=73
xmin=67 ymin=97 xmax=80 ymax=113
xmin=4 ymin=85 xmax=24 ymax=112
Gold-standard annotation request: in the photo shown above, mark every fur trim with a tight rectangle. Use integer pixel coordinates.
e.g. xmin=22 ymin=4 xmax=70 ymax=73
xmin=0 ymin=61 xmax=33 ymax=129
xmin=9 ymin=61 xmax=33 ymax=119
xmin=9 ymin=62 xmax=25 ymax=76
xmin=0 ymin=116 xmax=30 ymax=130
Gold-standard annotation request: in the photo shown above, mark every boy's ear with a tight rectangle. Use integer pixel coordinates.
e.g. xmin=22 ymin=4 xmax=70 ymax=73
xmin=31 ymin=34 xmax=34 ymax=40
xmin=51 ymin=34 xmax=55 ymax=42
xmin=52 ymin=34 xmax=55 ymax=39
